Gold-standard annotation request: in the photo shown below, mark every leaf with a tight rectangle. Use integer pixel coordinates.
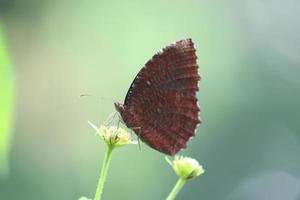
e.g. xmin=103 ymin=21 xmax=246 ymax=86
xmin=0 ymin=20 xmax=15 ymax=177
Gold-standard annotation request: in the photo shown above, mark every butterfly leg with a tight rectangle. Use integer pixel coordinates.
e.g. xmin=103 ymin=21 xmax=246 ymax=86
xmin=117 ymin=119 xmax=120 ymax=129
xmin=130 ymin=127 xmax=142 ymax=151
xmin=103 ymin=111 xmax=117 ymax=126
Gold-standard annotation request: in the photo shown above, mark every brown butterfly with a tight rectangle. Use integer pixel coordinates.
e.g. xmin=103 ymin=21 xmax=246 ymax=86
xmin=115 ymin=39 xmax=201 ymax=155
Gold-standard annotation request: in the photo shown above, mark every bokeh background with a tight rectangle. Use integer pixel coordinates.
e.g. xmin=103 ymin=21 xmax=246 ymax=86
xmin=1 ymin=0 xmax=300 ymax=199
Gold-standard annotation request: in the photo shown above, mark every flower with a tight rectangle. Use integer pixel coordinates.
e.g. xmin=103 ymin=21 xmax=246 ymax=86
xmin=88 ymin=121 xmax=137 ymax=148
xmin=166 ymin=156 xmax=205 ymax=180
xmin=99 ymin=125 xmax=131 ymax=147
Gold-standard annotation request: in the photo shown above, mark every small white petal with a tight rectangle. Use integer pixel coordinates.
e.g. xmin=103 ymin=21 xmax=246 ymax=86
xmin=88 ymin=120 xmax=101 ymax=135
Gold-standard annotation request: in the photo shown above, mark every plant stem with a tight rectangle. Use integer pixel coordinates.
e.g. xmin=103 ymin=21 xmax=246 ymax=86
xmin=94 ymin=146 xmax=113 ymax=200
xmin=166 ymin=177 xmax=187 ymax=200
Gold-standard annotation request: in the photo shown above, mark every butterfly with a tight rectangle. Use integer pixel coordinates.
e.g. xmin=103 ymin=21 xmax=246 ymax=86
xmin=115 ymin=39 xmax=201 ymax=155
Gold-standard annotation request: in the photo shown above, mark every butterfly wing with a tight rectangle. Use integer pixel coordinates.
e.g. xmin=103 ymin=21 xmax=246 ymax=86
xmin=123 ymin=39 xmax=200 ymax=155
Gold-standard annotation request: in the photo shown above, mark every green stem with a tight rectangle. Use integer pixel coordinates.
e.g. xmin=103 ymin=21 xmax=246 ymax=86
xmin=94 ymin=146 xmax=114 ymax=200
xmin=166 ymin=177 xmax=187 ymax=200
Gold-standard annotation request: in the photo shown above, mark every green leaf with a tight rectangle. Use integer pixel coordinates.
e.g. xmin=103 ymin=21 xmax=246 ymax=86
xmin=0 ymin=20 xmax=15 ymax=177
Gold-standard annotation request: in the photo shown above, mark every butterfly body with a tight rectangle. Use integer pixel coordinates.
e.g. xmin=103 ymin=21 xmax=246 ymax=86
xmin=115 ymin=39 xmax=201 ymax=155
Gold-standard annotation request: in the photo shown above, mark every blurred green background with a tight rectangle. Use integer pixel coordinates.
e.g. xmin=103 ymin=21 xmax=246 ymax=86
xmin=0 ymin=0 xmax=300 ymax=199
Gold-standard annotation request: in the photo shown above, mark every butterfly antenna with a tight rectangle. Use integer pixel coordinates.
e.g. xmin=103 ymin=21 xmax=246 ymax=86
xmin=79 ymin=94 xmax=115 ymax=103
xmin=80 ymin=94 xmax=92 ymax=97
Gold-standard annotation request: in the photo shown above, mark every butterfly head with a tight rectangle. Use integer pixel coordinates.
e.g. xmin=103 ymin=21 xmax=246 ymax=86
xmin=114 ymin=102 xmax=125 ymax=115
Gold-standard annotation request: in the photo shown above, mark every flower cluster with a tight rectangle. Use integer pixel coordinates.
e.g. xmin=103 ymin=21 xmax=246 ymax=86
xmin=99 ymin=125 xmax=133 ymax=147
xmin=167 ymin=156 xmax=205 ymax=180
xmin=88 ymin=121 xmax=137 ymax=149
